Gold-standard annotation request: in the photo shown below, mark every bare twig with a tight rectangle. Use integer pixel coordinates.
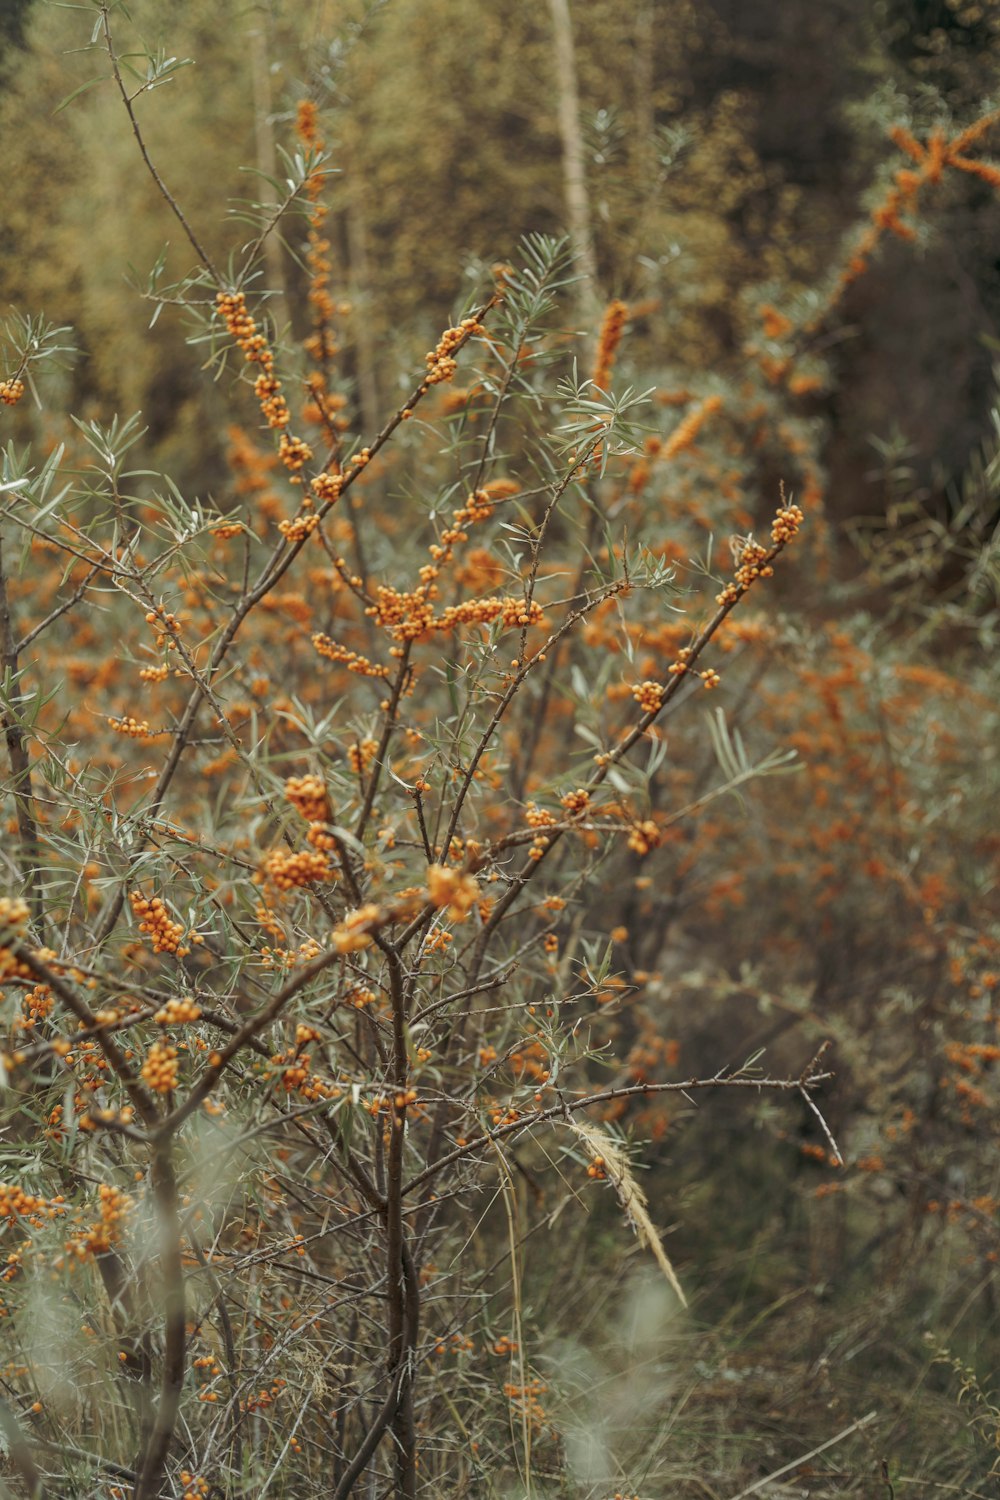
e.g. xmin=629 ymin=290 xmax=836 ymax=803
xmin=725 ymin=1410 xmax=878 ymax=1500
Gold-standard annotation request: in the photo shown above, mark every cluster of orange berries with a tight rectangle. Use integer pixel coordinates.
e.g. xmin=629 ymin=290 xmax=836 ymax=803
xmin=141 ymin=1040 xmax=179 ymax=1093
xmin=592 ymin=299 xmax=628 ymax=392
xmin=759 ymin=304 xmax=793 ymax=340
xmin=210 ymin=519 xmax=243 ymax=540
xmin=524 ymin=802 xmax=558 ymax=861
xmin=525 ymin=804 xmax=557 ymax=830
xmin=489 ymin=1103 xmax=521 ymax=1127
xmin=107 ymin=715 xmax=161 ymax=741
xmin=631 ymin=680 xmax=664 ymax=714
xmin=153 ymin=997 xmax=202 ymax=1026
xmin=316 ymin=478 xmax=517 ymax=664
xmin=714 ymin=501 xmax=803 ymax=611
xmin=285 ymin=773 xmax=331 ymax=823
xmin=925 ymin=1194 xmax=999 ymax=1225
xmin=277 ymin=774 xmax=340 ymax=870
xmin=216 ymin=291 xmax=313 ymax=476
xmin=492 ymin=1334 xmax=519 ymax=1355
xmin=666 ymin=645 xmax=692 ymax=678
xmin=241 ymin=1377 xmax=287 ymax=1414
xmin=661 ymin=393 xmax=723 ymax=461
xmin=393 ymin=1088 xmax=418 ymax=1121
xmin=129 ymin=892 xmax=191 ymax=956
xmin=0 ymin=897 xmax=29 ymax=931
xmin=1 ymin=1246 xmax=24 ymax=1288
xmin=311 ymin=470 xmax=344 ymax=505
xmin=587 ymin=1155 xmax=608 ymax=1180
xmin=261 ymin=848 xmax=334 ymax=891
xmin=439 ymin=594 xmax=544 ymax=635
xmin=426 ymin=864 xmax=481 ymax=921
xmin=423 ymin=318 xmax=483 ymax=387
xmin=278 ymin=511 xmax=320 ymax=542
xmin=144 ymin=607 xmax=180 ymax=650
xmin=945 ymin=1041 xmax=1000 ymax=1072
xmin=295 ymin=97 xmax=321 ymax=148
xmin=735 ymin=539 xmax=774 ymax=590
xmin=626 ymin=818 xmax=661 ymax=857
xmin=364 ymin=583 xmax=435 ymax=642
xmin=17 ymin=984 xmax=54 ymax=1031
xmin=278 ymin=432 xmax=313 ymax=473
xmin=348 ymin=738 xmax=379 ymax=774
xmin=425 ymin=486 xmax=497 ymax=570
xmin=560 ymin=788 xmax=590 ymax=815
xmin=255 ymin=899 xmax=286 ymax=945
xmin=292 ymin=936 xmax=323 ymax=967
xmin=331 ymin=903 xmax=381 ymax=954
xmin=0 ymin=1184 xmax=65 ymax=1229
xmin=822 ymin=117 xmax=1000 ymax=309
xmin=138 ymin=663 xmax=170 ymax=683
xmin=78 ymin=1102 xmax=135 ymax=1132
xmin=770 ymin=501 xmax=805 ymax=545
xmin=503 ymin=1378 xmax=550 ymax=1434
xmin=312 ymin=633 xmax=390 ymax=678
xmin=410 ymin=504 xmax=498 ymax=621
xmin=510 ymin=1040 xmax=551 ymax=1089
xmin=715 ymin=541 xmax=772 ymax=609
xmin=366 ymin=583 xmax=543 ymax=644
xmin=295 ymin=100 xmax=340 ymax=368
xmin=433 ymin=1331 xmax=475 ymax=1355
xmin=270 ymin=1049 xmax=336 ymax=1101
xmin=0 ymin=378 xmax=25 ymax=406
xmin=77 ymin=1184 xmax=133 ymax=1256
xmin=180 ymin=1472 xmax=210 ymax=1499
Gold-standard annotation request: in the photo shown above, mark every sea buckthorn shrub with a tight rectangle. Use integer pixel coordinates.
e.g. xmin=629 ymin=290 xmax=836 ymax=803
xmin=1 ymin=7 xmax=999 ymax=1499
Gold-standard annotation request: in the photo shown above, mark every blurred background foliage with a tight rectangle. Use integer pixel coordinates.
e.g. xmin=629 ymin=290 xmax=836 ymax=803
xmin=3 ymin=0 xmax=999 ymax=516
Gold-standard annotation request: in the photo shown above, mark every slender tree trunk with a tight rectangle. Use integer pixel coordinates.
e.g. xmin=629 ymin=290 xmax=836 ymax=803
xmin=250 ymin=3 xmax=290 ymax=330
xmin=634 ymin=0 xmax=657 ymax=199
xmin=346 ymin=164 xmax=381 ymax=442
xmin=345 ymin=141 xmax=379 ymax=605
xmin=0 ymin=529 xmax=44 ymax=931
xmin=133 ymin=1142 xmax=186 ymax=1500
xmin=548 ymin=0 xmax=601 ymax=333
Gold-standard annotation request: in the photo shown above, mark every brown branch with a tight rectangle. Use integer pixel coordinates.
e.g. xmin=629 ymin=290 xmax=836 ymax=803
xmin=91 ymin=293 xmax=501 ymax=948
xmin=403 ymin=1061 xmax=835 ymax=1199
xmin=0 ymin=530 xmax=45 ymax=929
xmin=10 ymin=941 xmax=159 ymax=1128
xmin=99 ymin=5 xmax=221 ymax=282
xmin=154 ymin=941 xmax=354 ymax=1137
xmin=468 ymin=516 xmax=804 ymax=975
xmin=132 ymin=1141 xmax=186 ymax=1500
xmin=0 ymin=1396 xmax=46 ymax=1498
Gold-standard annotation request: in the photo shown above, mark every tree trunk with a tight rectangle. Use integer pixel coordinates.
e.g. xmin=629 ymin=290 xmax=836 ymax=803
xmin=548 ymin=0 xmax=601 ymax=334
xmin=250 ymin=3 xmax=290 ymax=331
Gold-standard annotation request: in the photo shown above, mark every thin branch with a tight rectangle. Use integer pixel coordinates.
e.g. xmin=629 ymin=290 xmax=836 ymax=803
xmin=100 ymin=5 xmax=221 ymax=281
xmin=0 ymin=530 xmax=45 ymax=929
xmin=725 ymin=1411 xmax=878 ymax=1500
xmin=403 ymin=1060 xmax=836 ymax=1198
